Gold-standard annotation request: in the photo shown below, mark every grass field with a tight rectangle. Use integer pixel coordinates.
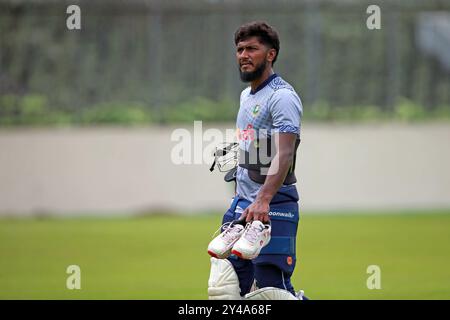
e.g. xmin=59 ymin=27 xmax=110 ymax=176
xmin=1 ymin=211 xmax=450 ymax=299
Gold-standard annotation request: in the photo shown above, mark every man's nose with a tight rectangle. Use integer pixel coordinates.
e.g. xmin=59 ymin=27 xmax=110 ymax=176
xmin=238 ymin=49 xmax=249 ymax=59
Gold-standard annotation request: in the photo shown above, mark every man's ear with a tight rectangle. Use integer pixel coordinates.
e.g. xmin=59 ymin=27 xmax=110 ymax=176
xmin=266 ymin=48 xmax=277 ymax=63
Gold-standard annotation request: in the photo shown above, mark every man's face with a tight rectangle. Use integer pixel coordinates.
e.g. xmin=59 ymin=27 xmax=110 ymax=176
xmin=236 ymin=37 xmax=274 ymax=82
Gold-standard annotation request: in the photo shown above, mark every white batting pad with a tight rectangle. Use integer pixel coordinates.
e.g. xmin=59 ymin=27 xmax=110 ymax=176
xmin=208 ymin=257 xmax=241 ymax=300
xmin=244 ymin=287 xmax=299 ymax=300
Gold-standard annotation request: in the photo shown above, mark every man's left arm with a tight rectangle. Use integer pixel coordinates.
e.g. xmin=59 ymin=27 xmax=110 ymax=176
xmin=242 ymin=132 xmax=297 ymax=222
xmin=241 ymin=86 xmax=302 ymax=223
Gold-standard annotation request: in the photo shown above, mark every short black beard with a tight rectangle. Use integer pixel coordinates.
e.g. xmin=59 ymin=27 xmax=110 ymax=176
xmin=239 ymin=60 xmax=267 ymax=82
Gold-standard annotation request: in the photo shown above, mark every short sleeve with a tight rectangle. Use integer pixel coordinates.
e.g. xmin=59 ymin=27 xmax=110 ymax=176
xmin=269 ymin=88 xmax=303 ymax=135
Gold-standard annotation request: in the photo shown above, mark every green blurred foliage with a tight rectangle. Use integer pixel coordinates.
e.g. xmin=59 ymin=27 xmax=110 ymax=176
xmin=80 ymin=102 xmax=152 ymax=125
xmin=0 ymin=94 xmax=72 ymax=126
xmin=394 ymin=97 xmax=427 ymax=121
xmin=1 ymin=2 xmax=450 ymax=128
xmin=433 ymin=105 xmax=450 ymax=120
xmin=160 ymin=97 xmax=237 ymax=124
xmin=1 ymin=94 xmax=450 ymax=126
xmin=304 ymin=97 xmax=450 ymax=123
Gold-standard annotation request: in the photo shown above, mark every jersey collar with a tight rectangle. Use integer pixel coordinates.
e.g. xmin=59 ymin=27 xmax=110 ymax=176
xmin=250 ymin=73 xmax=278 ymax=95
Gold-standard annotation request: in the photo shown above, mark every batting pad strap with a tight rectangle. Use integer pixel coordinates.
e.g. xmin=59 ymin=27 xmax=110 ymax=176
xmin=259 ymin=236 xmax=296 ymax=256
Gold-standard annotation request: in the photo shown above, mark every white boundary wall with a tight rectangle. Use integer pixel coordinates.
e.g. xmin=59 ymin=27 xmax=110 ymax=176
xmin=0 ymin=123 xmax=449 ymax=216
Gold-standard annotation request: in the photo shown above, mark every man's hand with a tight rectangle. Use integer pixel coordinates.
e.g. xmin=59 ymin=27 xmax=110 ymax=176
xmin=240 ymin=199 xmax=270 ymax=223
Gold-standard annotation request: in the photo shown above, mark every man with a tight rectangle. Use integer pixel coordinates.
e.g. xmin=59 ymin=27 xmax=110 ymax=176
xmin=208 ymin=21 xmax=305 ymax=300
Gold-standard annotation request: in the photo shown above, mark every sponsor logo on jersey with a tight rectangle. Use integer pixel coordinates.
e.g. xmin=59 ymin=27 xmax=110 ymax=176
xmin=268 ymin=211 xmax=295 ymax=219
xmin=287 ymin=256 xmax=293 ymax=265
xmin=237 ymin=124 xmax=255 ymax=141
xmin=252 ymin=105 xmax=260 ymax=117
